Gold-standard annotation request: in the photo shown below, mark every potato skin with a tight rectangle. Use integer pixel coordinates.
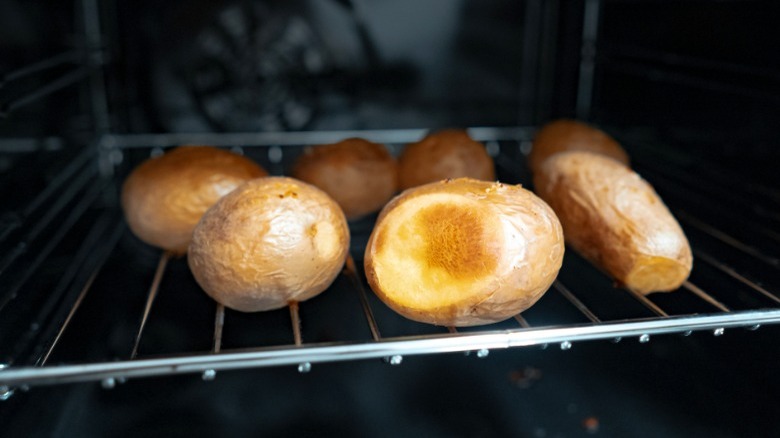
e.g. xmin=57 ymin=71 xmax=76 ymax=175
xmin=529 ymin=119 xmax=629 ymax=174
xmin=291 ymin=138 xmax=398 ymax=220
xmin=188 ymin=177 xmax=350 ymax=312
xmin=121 ymin=146 xmax=267 ymax=254
xmin=398 ymin=129 xmax=495 ymax=190
xmin=534 ymin=152 xmax=692 ymax=294
xmin=364 ymin=178 xmax=564 ymax=326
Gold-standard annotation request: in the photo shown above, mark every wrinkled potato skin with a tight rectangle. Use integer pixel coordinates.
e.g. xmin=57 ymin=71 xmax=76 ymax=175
xmin=398 ymin=130 xmax=495 ymax=190
xmin=122 ymin=146 xmax=267 ymax=254
xmin=534 ymin=152 xmax=692 ymax=294
xmin=529 ymin=119 xmax=629 ymax=174
xmin=365 ymin=178 xmax=564 ymax=326
xmin=188 ymin=177 xmax=350 ymax=312
xmin=291 ymin=138 xmax=397 ymax=220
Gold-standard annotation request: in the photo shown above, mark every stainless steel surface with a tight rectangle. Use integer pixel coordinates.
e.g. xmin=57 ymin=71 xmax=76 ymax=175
xmin=1 ymin=310 xmax=779 ymax=387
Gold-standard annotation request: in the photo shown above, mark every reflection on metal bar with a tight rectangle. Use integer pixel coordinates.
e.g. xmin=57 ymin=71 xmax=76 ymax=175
xmin=36 ymin=220 xmax=124 ymax=366
xmin=0 ymin=179 xmax=104 ymax=313
xmin=19 ymin=212 xmax=112 ymax=364
xmin=130 ymin=252 xmax=172 ymax=359
xmin=39 ymin=270 xmax=100 ymax=366
xmin=344 ymin=255 xmax=381 ymax=341
xmin=682 ymin=281 xmax=730 ymax=313
xmin=693 ymin=249 xmax=780 ymax=305
xmin=289 ymin=302 xmax=302 ymax=347
xmin=1 ymin=68 xmax=89 ymax=117
xmin=213 ymin=304 xmax=225 ymax=353
xmin=514 ymin=315 xmax=531 ymax=329
xmin=625 ymin=289 xmax=669 ymax=317
xmin=675 ymin=211 xmax=780 ymax=267
xmin=5 ymin=310 xmax=780 ymax=387
xmin=1 ymin=51 xmax=81 ymax=84
xmin=101 ymin=127 xmax=535 ymax=149
xmin=553 ymin=280 xmax=601 ymax=323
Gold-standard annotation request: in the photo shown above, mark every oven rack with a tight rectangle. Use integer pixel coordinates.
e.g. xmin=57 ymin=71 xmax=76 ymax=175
xmin=2 ymin=127 xmax=780 ymax=395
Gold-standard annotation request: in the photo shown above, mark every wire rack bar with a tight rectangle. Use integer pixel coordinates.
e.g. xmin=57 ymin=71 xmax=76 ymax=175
xmin=100 ymin=127 xmax=534 ymax=149
xmin=344 ymin=255 xmax=382 ymax=341
xmin=553 ymin=280 xmax=601 ymax=323
xmin=513 ymin=315 xmax=531 ymax=328
xmin=682 ymin=281 xmax=731 ymax=312
xmin=625 ymin=289 xmax=669 ymax=317
xmin=693 ymin=249 xmax=780 ymax=305
xmin=1 ymin=68 xmax=90 ymax=118
xmin=0 ymin=179 xmax=105 ymax=313
xmin=3 ymin=310 xmax=779 ymax=387
xmin=130 ymin=251 xmax=172 ymax=359
xmin=675 ymin=211 xmax=780 ymax=267
xmin=36 ymin=221 xmax=124 ymax=366
xmin=289 ymin=302 xmax=303 ymax=347
xmin=0 ymin=51 xmax=82 ymax=85
xmin=212 ymin=304 xmax=225 ymax=354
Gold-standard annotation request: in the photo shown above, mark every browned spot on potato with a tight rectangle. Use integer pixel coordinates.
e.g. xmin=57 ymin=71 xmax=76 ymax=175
xmin=415 ymin=204 xmax=495 ymax=280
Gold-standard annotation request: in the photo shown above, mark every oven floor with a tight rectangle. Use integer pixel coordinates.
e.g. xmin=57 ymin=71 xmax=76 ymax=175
xmin=5 ymin=325 xmax=779 ymax=437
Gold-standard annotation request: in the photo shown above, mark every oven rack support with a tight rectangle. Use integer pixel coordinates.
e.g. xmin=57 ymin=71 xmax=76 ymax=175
xmin=1 ymin=310 xmax=779 ymax=388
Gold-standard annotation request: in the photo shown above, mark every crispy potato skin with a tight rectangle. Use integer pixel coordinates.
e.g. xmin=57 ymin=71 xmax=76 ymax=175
xmin=188 ymin=177 xmax=350 ymax=312
xmin=364 ymin=178 xmax=564 ymax=326
xmin=529 ymin=120 xmax=629 ymax=174
xmin=291 ymin=138 xmax=398 ymax=220
xmin=121 ymin=146 xmax=267 ymax=254
xmin=398 ymin=130 xmax=495 ymax=190
xmin=534 ymin=152 xmax=692 ymax=294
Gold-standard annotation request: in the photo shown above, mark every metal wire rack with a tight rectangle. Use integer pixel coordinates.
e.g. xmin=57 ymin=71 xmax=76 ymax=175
xmin=1 ymin=127 xmax=779 ymax=397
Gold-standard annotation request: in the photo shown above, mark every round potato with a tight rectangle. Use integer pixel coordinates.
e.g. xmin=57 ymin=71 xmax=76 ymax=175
xmin=398 ymin=129 xmax=495 ymax=190
xmin=291 ymin=138 xmax=397 ymax=220
xmin=188 ymin=177 xmax=350 ymax=312
xmin=364 ymin=178 xmax=564 ymax=326
xmin=121 ymin=146 xmax=267 ymax=254
xmin=529 ymin=119 xmax=629 ymax=174
xmin=534 ymin=151 xmax=692 ymax=294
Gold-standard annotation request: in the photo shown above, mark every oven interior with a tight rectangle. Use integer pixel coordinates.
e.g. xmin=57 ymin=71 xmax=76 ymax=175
xmin=1 ymin=0 xmax=779 ymax=436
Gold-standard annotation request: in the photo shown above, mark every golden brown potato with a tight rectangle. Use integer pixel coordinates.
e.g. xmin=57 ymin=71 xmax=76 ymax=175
xmin=398 ymin=129 xmax=495 ymax=190
xmin=121 ymin=146 xmax=267 ymax=254
xmin=534 ymin=151 xmax=692 ymax=294
xmin=364 ymin=178 xmax=564 ymax=326
xmin=529 ymin=119 xmax=629 ymax=174
xmin=188 ymin=177 xmax=350 ymax=312
xmin=291 ymin=138 xmax=397 ymax=220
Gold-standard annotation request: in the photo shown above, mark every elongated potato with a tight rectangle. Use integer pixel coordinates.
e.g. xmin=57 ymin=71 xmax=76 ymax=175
xmin=534 ymin=151 xmax=692 ymax=294
xmin=529 ymin=119 xmax=628 ymax=174
xmin=364 ymin=178 xmax=564 ymax=326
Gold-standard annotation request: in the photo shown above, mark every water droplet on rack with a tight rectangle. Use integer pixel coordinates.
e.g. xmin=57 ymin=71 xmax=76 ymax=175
xmin=476 ymin=349 xmax=489 ymax=358
xmin=230 ymin=146 xmax=244 ymax=156
xmin=151 ymin=147 xmax=164 ymax=158
xmin=612 ymin=337 xmax=622 ymax=343
xmin=101 ymin=378 xmax=116 ymax=389
xmin=683 ymin=330 xmax=693 ymax=337
xmin=748 ymin=324 xmax=760 ymax=331
xmin=297 ymin=362 xmax=312 ymax=373
xmin=639 ymin=334 xmax=650 ymax=343
xmin=713 ymin=328 xmax=725 ymax=336
xmin=520 ymin=141 xmax=533 ymax=155
xmin=540 ymin=343 xmax=549 ymax=350
xmin=560 ymin=341 xmax=572 ymax=350
xmin=389 ymin=355 xmax=403 ymax=365
xmin=202 ymin=369 xmax=216 ymax=381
